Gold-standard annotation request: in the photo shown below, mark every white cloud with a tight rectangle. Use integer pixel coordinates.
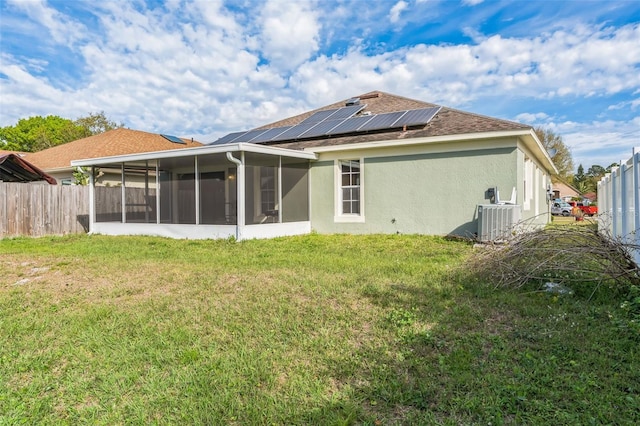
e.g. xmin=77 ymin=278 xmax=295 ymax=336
xmin=258 ymin=0 xmax=320 ymax=70
xmin=6 ymin=0 xmax=86 ymax=45
xmin=462 ymin=0 xmax=485 ymax=6
xmin=389 ymin=1 xmax=408 ymax=24
xmin=515 ymin=112 xmax=550 ymax=123
xmin=0 ymin=1 xmax=638 ymax=166
xmin=546 ymin=118 xmax=640 ymax=168
xmin=608 ymin=99 xmax=640 ymax=110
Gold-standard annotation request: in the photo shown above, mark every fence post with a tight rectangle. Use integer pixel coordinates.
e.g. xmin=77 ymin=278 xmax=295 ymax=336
xmin=634 ymin=148 xmax=640 ymax=265
xmin=621 ymin=160 xmax=629 ymax=241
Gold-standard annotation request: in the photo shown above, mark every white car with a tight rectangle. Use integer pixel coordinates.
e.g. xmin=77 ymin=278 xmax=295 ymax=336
xmin=551 ymin=201 xmax=572 ymax=216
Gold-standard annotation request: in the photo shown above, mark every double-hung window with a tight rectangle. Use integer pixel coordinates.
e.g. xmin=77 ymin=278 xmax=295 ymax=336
xmin=335 ymin=159 xmax=364 ymax=222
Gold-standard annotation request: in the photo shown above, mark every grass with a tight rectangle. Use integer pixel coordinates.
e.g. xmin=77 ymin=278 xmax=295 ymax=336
xmin=1 ymin=233 xmax=638 ymax=425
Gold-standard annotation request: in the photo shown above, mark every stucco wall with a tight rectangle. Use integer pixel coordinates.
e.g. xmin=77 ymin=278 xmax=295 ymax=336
xmin=310 ymin=144 xmax=519 ymax=237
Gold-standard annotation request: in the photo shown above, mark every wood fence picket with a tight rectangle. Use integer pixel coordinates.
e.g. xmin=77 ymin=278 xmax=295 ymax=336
xmin=0 ymin=183 xmax=89 ymax=237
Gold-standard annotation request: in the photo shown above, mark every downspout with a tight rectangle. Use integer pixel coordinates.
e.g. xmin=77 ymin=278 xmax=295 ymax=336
xmin=226 ymin=151 xmax=244 ymax=241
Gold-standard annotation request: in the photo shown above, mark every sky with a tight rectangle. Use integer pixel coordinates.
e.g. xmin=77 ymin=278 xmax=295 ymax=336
xmin=1 ymin=0 xmax=639 ymax=170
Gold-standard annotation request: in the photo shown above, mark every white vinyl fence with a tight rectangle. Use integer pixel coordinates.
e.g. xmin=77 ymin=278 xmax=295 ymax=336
xmin=597 ymin=147 xmax=640 ymax=266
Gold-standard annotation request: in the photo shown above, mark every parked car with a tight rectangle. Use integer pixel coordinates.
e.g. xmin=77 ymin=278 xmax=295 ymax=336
xmin=551 ymin=201 xmax=572 ymax=216
xmin=568 ymin=201 xmax=598 ymax=216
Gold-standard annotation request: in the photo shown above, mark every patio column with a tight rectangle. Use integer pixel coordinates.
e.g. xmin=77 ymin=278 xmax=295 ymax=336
xmin=278 ymin=156 xmax=282 ymax=223
xmin=89 ymin=166 xmax=95 ymax=231
xmin=121 ymin=163 xmax=126 ymax=223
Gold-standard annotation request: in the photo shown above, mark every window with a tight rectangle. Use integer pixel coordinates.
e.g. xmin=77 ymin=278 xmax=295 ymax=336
xmin=340 ymin=160 xmax=360 ymax=215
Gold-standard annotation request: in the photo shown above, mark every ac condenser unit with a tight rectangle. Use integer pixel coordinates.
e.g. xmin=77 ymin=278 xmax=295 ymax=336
xmin=477 ymin=204 xmax=522 ymax=242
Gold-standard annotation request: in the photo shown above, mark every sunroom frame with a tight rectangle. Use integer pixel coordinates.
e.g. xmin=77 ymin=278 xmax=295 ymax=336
xmin=71 ymin=143 xmax=317 ymax=241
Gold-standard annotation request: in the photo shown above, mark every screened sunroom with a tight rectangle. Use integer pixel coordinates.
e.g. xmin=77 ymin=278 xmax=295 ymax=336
xmin=71 ymin=143 xmax=316 ymax=240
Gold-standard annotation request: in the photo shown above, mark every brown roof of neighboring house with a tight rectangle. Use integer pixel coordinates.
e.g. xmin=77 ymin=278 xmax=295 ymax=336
xmin=0 ymin=153 xmax=57 ymax=184
xmin=248 ymin=91 xmax=532 ymax=150
xmin=27 ymin=128 xmax=203 ymax=171
xmin=0 ymin=149 xmax=27 ymax=156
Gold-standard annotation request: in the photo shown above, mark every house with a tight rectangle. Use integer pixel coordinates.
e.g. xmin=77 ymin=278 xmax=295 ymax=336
xmin=71 ymin=91 xmax=557 ymax=241
xmin=0 ymin=153 xmax=57 ymax=184
xmin=26 ymin=128 xmax=203 ymax=184
xmin=551 ymin=180 xmax=581 ymax=202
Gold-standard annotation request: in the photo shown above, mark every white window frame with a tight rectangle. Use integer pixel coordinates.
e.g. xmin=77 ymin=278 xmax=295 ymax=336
xmin=334 ymin=158 xmax=365 ymax=223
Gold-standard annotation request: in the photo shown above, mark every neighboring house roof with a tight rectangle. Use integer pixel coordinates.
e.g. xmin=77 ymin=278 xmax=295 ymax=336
xmin=27 ymin=128 xmax=203 ymax=172
xmin=252 ymin=91 xmax=532 ymax=150
xmin=0 ymin=149 xmax=27 ymax=156
xmin=0 ymin=153 xmax=57 ymax=184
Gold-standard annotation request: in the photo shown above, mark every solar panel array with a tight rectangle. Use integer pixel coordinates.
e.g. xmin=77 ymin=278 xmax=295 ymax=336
xmin=161 ymin=134 xmax=186 ymax=144
xmin=209 ymin=106 xmax=441 ymax=146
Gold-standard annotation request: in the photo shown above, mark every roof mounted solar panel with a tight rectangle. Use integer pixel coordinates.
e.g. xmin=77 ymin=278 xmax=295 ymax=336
xmin=298 ymin=109 xmax=341 ymax=125
xmin=231 ymin=128 xmax=270 ymax=143
xmin=271 ymin=122 xmax=321 ymax=141
xmin=298 ymin=118 xmax=347 ymax=138
xmin=250 ymin=126 xmax=293 ymax=143
xmin=298 ymin=104 xmax=366 ymax=126
xmin=326 ymin=115 xmax=375 ymax=135
xmin=393 ymin=107 xmax=441 ymax=127
xmin=357 ymin=111 xmax=407 ymax=132
xmin=209 ymin=131 xmax=248 ymax=145
xmin=161 ymin=134 xmax=186 ymax=144
xmin=329 ymin=104 xmax=366 ymax=120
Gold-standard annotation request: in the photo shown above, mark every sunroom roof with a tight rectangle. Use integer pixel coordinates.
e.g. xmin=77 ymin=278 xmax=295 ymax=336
xmin=70 ymin=142 xmax=317 ymax=168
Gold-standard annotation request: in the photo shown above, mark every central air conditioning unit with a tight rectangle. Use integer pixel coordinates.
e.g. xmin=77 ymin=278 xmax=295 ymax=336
xmin=477 ymin=204 xmax=522 ymax=242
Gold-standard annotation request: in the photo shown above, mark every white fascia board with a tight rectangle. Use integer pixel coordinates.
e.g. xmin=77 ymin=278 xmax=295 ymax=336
xmin=305 ymin=129 xmax=557 ymax=175
xmin=305 ymin=130 xmax=532 ymax=153
xmin=71 ymin=143 xmax=316 ymax=167
xmin=518 ymin=129 xmax=558 ymax=175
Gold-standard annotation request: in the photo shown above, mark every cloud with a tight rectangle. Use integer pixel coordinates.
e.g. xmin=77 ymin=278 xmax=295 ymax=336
xmin=258 ymin=0 xmax=320 ymax=70
xmin=515 ymin=112 xmax=550 ymax=123
xmin=389 ymin=1 xmax=408 ymax=24
xmin=608 ymin=99 xmax=640 ymax=110
xmin=462 ymin=0 xmax=485 ymax=6
xmin=5 ymin=0 xmax=87 ymax=46
xmin=547 ymin=118 xmax=640 ymax=168
xmin=0 ymin=0 xmax=638 ymax=167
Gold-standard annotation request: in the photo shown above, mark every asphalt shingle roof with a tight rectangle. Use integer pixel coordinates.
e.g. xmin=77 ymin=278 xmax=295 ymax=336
xmin=251 ymin=91 xmax=531 ymax=150
xmin=26 ymin=128 xmax=203 ymax=170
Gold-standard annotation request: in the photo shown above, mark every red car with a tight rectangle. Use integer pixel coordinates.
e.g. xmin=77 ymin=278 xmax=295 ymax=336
xmin=568 ymin=201 xmax=598 ymax=216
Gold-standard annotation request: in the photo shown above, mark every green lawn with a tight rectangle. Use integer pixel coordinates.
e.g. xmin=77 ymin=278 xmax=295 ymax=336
xmin=1 ymin=234 xmax=638 ymax=425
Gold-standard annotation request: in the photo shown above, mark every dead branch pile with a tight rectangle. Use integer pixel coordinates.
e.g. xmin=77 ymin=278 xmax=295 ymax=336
xmin=467 ymin=225 xmax=640 ymax=295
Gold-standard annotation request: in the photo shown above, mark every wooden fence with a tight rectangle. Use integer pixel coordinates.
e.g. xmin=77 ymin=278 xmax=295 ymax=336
xmin=0 ymin=183 xmax=89 ymax=238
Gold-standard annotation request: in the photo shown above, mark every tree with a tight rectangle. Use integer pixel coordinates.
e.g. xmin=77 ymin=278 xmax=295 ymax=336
xmin=0 ymin=115 xmax=86 ymax=152
xmin=574 ymin=164 xmax=586 ymax=187
xmin=534 ymin=126 xmax=574 ymax=182
xmin=74 ymin=111 xmax=123 ymax=136
xmin=0 ymin=112 xmax=123 ymax=153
